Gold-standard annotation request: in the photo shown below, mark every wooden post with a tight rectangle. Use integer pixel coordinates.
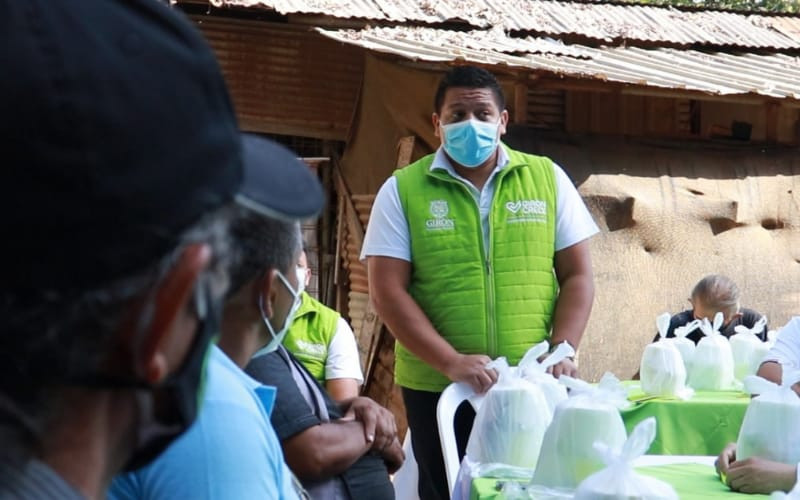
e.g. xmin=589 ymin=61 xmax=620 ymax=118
xmin=360 ymin=136 xmax=416 ymax=438
xmin=514 ymin=79 xmax=528 ymax=125
xmin=766 ymin=101 xmax=780 ymax=144
xmin=396 ymin=136 xmax=415 ymax=169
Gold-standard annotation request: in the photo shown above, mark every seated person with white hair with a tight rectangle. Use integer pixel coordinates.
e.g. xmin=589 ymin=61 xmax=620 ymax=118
xmin=658 ymin=274 xmax=768 ymax=344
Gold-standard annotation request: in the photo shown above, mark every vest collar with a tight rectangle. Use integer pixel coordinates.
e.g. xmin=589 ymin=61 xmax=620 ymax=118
xmin=430 ymin=142 xmax=510 ymax=175
xmin=427 ymin=143 xmax=527 ymax=185
xmin=294 ymin=291 xmax=316 ymax=319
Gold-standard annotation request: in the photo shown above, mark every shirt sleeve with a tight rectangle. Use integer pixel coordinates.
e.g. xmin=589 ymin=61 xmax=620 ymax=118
xmin=247 ymin=354 xmax=323 ymax=441
xmin=325 ymin=317 xmax=364 ymax=383
xmin=763 ymin=317 xmax=800 ymax=368
xmin=360 ymin=176 xmax=410 ymax=261
xmin=553 ymin=163 xmax=600 ymax=251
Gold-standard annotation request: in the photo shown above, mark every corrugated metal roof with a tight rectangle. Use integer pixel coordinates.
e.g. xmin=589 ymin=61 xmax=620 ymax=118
xmin=210 ymin=0 xmax=800 ymax=49
xmin=496 ymin=1 xmax=800 ymax=49
xmin=210 ymin=0 xmax=386 ymax=19
xmin=318 ymin=26 xmax=800 ymax=99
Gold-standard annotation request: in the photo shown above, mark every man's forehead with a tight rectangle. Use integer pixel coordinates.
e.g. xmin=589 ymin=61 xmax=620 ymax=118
xmin=442 ymin=87 xmax=498 ymax=108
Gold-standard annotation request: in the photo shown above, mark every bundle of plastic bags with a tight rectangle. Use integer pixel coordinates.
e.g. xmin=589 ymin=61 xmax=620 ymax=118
xmin=531 ymin=373 xmax=629 ymax=489
xmin=687 ymin=312 xmax=736 ymax=390
xmin=466 ymin=357 xmax=551 ymax=469
xmin=639 ymin=313 xmax=693 ymax=399
xmin=736 ymin=371 xmax=800 ymax=465
xmin=574 ymin=417 xmax=678 ymax=500
xmin=730 ymin=316 xmax=769 ymax=381
xmin=518 ymin=340 xmax=572 ymax=415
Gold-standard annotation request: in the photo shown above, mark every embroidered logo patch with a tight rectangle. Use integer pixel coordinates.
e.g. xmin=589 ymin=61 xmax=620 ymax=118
xmin=505 ymin=199 xmax=547 ymax=224
xmin=425 ymin=199 xmax=455 ymax=230
xmin=295 ymin=339 xmax=327 ymax=358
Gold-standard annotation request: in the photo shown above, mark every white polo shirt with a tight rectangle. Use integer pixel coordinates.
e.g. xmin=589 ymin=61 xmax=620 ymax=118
xmin=764 ymin=317 xmax=800 ymax=370
xmin=361 ymin=145 xmax=599 ymax=261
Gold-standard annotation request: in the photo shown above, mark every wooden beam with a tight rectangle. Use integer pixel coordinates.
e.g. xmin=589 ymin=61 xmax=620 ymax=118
xmin=238 ymin=117 xmax=348 ymax=141
xmin=536 ymin=78 xmax=800 ymax=108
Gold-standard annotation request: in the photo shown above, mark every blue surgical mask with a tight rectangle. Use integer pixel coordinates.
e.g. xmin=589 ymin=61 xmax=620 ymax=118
xmin=441 ymin=118 xmax=500 ymax=168
xmin=255 ymin=270 xmax=302 ymax=357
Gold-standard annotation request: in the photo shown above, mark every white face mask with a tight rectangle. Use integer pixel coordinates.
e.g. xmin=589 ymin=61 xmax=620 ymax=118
xmin=255 ymin=269 xmax=302 ymax=357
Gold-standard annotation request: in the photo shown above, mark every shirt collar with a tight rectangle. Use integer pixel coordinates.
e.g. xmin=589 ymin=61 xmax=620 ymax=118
xmin=211 ymin=345 xmax=278 ymax=415
xmin=430 ymin=143 xmax=510 ymax=175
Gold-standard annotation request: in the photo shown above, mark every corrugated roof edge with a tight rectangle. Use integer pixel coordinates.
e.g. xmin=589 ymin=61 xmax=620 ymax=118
xmin=531 ymin=0 xmax=799 ymax=17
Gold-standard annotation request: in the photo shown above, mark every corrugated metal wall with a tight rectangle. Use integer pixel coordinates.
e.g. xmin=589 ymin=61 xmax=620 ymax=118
xmin=192 ymin=16 xmax=364 ymax=140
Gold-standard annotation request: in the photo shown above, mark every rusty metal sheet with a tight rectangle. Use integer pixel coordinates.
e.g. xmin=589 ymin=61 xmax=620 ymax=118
xmin=319 ymin=26 xmax=800 ymax=100
xmin=193 ymin=16 xmax=364 ymax=139
xmin=207 ymin=0 xmax=800 ymax=49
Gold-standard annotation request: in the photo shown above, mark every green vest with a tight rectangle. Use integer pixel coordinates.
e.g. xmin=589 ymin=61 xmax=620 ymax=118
xmin=394 ymin=145 xmax=558 ymax=391
xmin=282 ymin=291 xmax=341 ymax=383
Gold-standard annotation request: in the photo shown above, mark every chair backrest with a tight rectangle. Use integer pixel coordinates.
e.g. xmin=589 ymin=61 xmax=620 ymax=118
xmin=436 ymin=382 xmax=481 ymax=495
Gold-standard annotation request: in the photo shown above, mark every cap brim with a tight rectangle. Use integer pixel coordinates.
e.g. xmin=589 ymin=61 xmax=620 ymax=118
xmin=235 ymin=134 xmax=325 ymax=220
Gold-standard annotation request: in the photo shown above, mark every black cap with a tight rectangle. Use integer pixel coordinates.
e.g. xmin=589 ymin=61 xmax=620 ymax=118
xmin=237 ymin=134 xmax=324 ymax=221
xmin=1 ymin=1 xmax=323 ymax=296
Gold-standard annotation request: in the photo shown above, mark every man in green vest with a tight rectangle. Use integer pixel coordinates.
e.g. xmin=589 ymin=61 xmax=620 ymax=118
xmin=283 ymin=247 xmax=364 ymax=401
xmin=361 ymin=66 xmax=599 ymax=500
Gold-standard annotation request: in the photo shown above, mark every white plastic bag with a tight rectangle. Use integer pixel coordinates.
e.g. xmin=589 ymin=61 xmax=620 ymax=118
xmin=639 ymin=313 xmax=693 ymax=399
xmin=452 ymin=456 xmax=534 ymax=500
xmin=669 ymin=319 xmax=700 ymax=372
xmin=687 ymin=312 xmax=737 ymax=391
xmin=531 ymin=373 xmax=629 ymax=489
xmin=466 ymin=357 xmax=551 ymax=469
xmin=731 ymin=316 xmax=769 ymax=381
xmin=574 ymin=417 xmax=678 ymax=500
xmin=518 ymin=340 xmax=572 ymax=415
xmin=767 ymin=329 xmax=779 ymax=349
xmin=736 ymin=371 xmax=800 ymax=465
xmin=770 ymin=479 xmax=800 ymax=499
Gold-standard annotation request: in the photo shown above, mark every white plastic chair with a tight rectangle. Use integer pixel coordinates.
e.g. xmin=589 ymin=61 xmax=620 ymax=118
xmin=392 ymin=430 xmax=420 ymax=500
xmin=436 ymin=382 xmax=483 ymax=495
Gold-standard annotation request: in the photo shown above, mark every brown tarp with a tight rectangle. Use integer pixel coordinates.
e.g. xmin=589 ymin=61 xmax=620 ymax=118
xmin=342 ymin=54 xmax=800 ymax=381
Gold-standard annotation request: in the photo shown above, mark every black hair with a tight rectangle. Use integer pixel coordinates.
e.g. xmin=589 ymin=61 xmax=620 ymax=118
xmin=227 ymin=207 xmax=302 ymax=295
xmin=433 ymin=66 xmax=506 ymax=114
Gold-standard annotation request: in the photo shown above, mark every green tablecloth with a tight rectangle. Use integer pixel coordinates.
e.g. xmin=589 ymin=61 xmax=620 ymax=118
xmin=620 ymin=385 xmax=751 ymax=455
xmin=470 ymin=463 xmax=770 ymax=500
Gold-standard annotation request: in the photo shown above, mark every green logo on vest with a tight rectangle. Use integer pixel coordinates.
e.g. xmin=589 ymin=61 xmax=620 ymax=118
xmin=505 ymin=199 xmax=547 ymax=224
xmin=426 ymin=199 xmax=455 ymax=230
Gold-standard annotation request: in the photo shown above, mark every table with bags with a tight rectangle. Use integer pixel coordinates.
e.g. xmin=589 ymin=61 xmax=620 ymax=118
xmin=469 ymin=456 xmax=771 ymax=500
xmin=619 ymin=383 xmax=751 ymax=455
xmin=619 ymin=313 xmax=765 ymax=456
xmin=459 ymin=321 xmax=800 ymax=500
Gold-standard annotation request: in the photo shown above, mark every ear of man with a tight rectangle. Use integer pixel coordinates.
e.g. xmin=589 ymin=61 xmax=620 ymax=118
xmin=136 ymin=243 xmax=212 ymax=385
xmin=259 ymin=269 xmax=279 ymax=321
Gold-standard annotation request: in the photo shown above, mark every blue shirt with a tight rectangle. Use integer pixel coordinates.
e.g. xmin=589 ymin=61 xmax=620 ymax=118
xmin=109 ymin=346 xmax=299 ymax=500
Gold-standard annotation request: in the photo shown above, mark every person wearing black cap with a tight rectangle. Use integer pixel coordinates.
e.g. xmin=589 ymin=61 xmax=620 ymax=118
xmin=0 ymin=1 xmax=306 ymax=499
xmin=111 ymin=137 xmax=401 ymax=499
xmin=110 ymin=136 xmax=325 ymax=500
